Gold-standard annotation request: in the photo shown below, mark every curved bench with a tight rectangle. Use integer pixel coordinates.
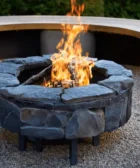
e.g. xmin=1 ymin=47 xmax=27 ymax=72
xmin=0 ymin=16 xmax=140 ymax=38
xmin=0 ymin=16 xmax=139 ymax=64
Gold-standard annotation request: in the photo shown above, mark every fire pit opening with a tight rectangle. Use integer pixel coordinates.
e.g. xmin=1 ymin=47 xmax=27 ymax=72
xmin=17 ymin=61 xmax=107 ymax=87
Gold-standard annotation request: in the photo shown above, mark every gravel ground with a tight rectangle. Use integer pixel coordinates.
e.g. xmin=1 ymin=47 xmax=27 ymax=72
xmin=0 ymin=65 xmax=140 ymax=168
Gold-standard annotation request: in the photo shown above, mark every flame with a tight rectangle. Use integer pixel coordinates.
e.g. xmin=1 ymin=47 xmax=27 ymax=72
xmin=45 ymin=0 xmax=94 ymax=88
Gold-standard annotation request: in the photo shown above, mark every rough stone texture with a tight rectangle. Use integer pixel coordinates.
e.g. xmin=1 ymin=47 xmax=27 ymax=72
xmin=3 ymin=55 xmax=52 ymax=73
xmin=0 ymin=97 xmax=20 ymax=133
xmin=46 ymin=114 xmax=62 ymax=128
xmin=62 ymin=84 xmax=115 ymax=103
xmin=54 ymin=90 xmax=129 ymax=110
xmin=1 ymin=56 xmax=52 ymax=82
xmin=20 ymin=126 xmax=64 ymax=139
xmin=20 ymin=108 xmax=50 ymax=126
xmin=46 ymin=112 xmax=70 ymax=128
xmin=3 ymin=56 xmax=50 ymax=65
xmin=119 ymin=97 xmax=129 ymax=126
xmin=51 ymin=111 xmax=70 ymax=128
xmin=0 ymin=85 xmax=62 ymax=103
xmin=105 ymin=97 xmax=128 ymax=132
xmin=20 ymin=108 xmax=69 ymax=128
xmin=98 ymin=75 xmax=134 ymax=94
xmin=126 ymin=89 xmax=132 ymax=121
xmin=0 ymin=62 xmax=21 ymax=76
xmin=95 ymin=60 xmax=133 ymax=77
xmin=66 ymin=109 xmax=105 ymax=139
xmin=0 ymin=73 xmax=19 ymax=88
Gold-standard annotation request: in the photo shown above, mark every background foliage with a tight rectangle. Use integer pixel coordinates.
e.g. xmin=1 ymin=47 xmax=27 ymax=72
xmin=104 ymin=0 xmax=140 ymax=19
xmin=0 ymin=0 xmax=139 ymax=19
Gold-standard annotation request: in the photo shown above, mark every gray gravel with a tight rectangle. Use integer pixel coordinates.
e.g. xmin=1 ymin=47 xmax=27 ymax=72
xmin=0 ymin=65 xmax=140 ymax=168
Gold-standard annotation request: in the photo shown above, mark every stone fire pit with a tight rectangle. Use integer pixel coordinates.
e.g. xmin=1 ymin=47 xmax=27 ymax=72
xmin=0 ymin=55 xmax=134 ymax=166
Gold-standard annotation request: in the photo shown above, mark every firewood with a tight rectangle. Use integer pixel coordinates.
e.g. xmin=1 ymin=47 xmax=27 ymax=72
xmin=61 ymin=80 xmax=73 ymax=88
xmin=22 ymin=64 xmax=52 ymax=85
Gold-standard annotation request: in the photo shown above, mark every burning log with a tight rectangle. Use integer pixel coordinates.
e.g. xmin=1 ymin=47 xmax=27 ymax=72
xmin=68 ymin=60 xmax=76 ymax=81
xmin=53 ymin=80 xmax=79 ymax=88
xmin=23 ymin=64 xmax=52 ymax=85
xmin=61 ymin=80 xmax=75 ymax=88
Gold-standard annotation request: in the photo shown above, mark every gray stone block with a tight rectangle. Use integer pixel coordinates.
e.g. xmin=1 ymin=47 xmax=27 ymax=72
xmin=20 ymin=107 xmax=70 ymax=129
xmin=0 ymin=62 xmax=21 ymax=76
xmin=95 ymin=60 xmax=133 ymax=77
xmin=0 ymin=85 xmax=62 ymax=103
xmin=0 ymin=97 xmax=20 ymax=133
xmin=20 ymin=126 xmax=64 ymax=139
xmin=105 ymin=97 xmax=129 ymax=131
xmin=53 ymin=111 xmax=70 ymax=128
xmin=98 ymin=75 xmax=134 ymax=94
xmin=0 ymin=73 xmax=19 ymax=88
xmin=20 ymin=108 xmax=50 ymax=126
xmin=62 ymin=84 xmax=115 ymax=103
xmin=126 ymin=90 xmax=132 ymax=121
xmin=3 ymin=56 xmax=46 ymax=64
xmin=66 ymin=109 xmax=105 ymax=139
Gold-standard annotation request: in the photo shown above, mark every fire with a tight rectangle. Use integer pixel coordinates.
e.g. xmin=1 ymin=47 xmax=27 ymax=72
xmin=44 ymin=0 xmax=94 ymax=88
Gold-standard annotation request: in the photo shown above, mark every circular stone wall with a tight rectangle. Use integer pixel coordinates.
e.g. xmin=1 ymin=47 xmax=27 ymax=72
xmin=0 ymin=55 xmax=134 ymax=139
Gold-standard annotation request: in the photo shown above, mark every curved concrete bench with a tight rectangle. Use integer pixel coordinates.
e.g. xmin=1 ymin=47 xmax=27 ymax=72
xmin=0 ymin=16 xmax=140 ymax=38
xmin=0 ymin=16 xmax=139 ymax=64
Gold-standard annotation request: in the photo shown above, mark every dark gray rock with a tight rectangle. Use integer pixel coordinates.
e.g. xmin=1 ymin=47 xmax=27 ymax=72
xmin=95 ymin=60 xmax=133 ymax=77
xmin=62 ymin=84 xmax=115 ymax=103
xmin=3 ymin=56 xmax=51 ymax=65
xmin=47 ymin=111 xmax=70 ymax=128
xmin=43 ymin=54 xmax=52 ymax=60
xmin=98 ymin=75 xmax=134 ymax=94
xmin=10 ymin=99 xmax=54 ymax=110
xmin=20 ymin=108 xmax=50 ymax=126
xmin=119 ymin=97 xmax=128 ymax=126
xmin=126 ymin=89 xmax=132 ymax=121
xmin=46 ymin=115 xmax=62 ymax=127
xmin=0 ymin=85 xmax=62 ymax=103
xmin=54 ymin=111 xmax=70 ymax=128
xmin=66 ymin=109 xmax=105 ymax=139
xmin=0 ymin=97 xmax=21 ymax=133
xmin=20 ymin=126 xmax=64 ymax=139
xmin=0 ymin=62 xmax=21 ymax=76
xmin=105 ymin=97 xmax=129 ymax=131
xmin=21 ymin=107 xmax=71 ymax=128
xmin=2 ymin=56 xmax=52 ymax=78
xmin=0 ymin=73 xmax=19 ymax=88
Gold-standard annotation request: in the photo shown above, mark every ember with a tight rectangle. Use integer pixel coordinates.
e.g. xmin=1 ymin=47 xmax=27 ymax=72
xmin=44 ymin=0 xmax=94 ymax=88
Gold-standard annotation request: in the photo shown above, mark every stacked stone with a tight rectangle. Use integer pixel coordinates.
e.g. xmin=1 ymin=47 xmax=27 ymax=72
xmin=0 ymin=56 xmax=134 ymax=139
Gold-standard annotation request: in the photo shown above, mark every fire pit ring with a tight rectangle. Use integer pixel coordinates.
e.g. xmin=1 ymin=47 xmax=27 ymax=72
xmin=0 ymin=55 xmax=134 ymax=166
